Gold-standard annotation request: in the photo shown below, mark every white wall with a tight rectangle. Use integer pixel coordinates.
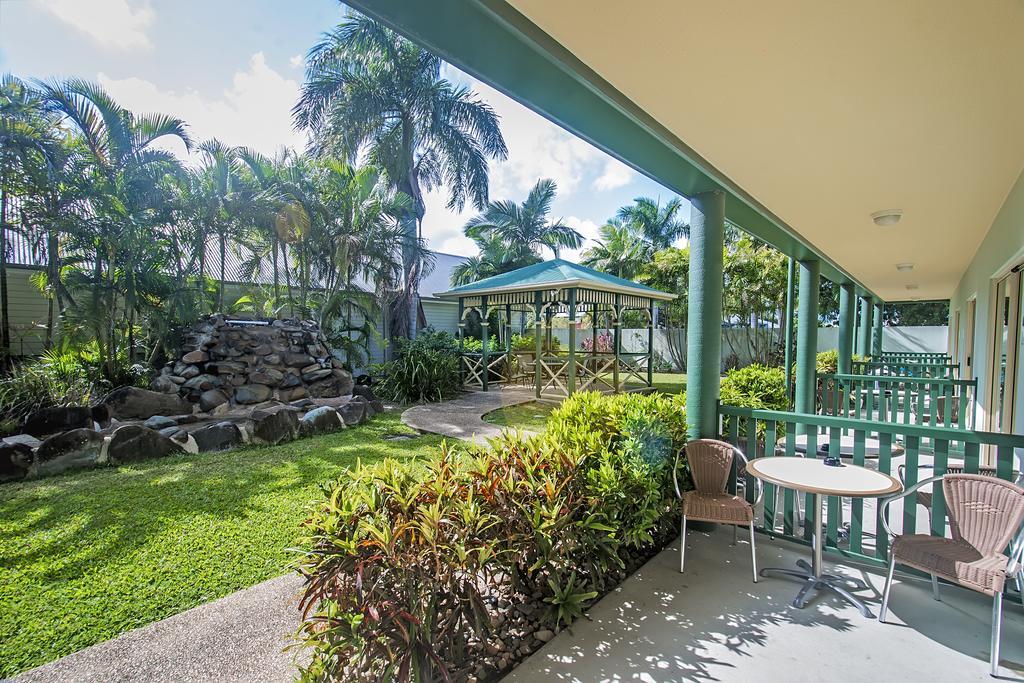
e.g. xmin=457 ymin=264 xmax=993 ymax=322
xmin=816 ymin=325 xmax=948 ymax=354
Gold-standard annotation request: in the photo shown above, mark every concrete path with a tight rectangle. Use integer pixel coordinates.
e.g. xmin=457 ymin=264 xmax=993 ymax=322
xmin=509 ymin=525 xmax=1024 ymax=682
xmin=15 ymin=574 xmax=306 ymax=683
xmin=401 ymin=387 xmax=539 ymax=444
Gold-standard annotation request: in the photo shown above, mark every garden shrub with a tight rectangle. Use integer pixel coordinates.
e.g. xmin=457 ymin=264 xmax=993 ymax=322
xmin=813 ymin=349 xmax=870 ymax=375
xmin=371 ymin=329 xmax=462 ymax=403
xmin=296 ymin=391 xmax=687 ymax=682
xmin=718 ymin=364 xmax=788 ymax=443
xmin=0 ymin=344 xmax=147 ymax=426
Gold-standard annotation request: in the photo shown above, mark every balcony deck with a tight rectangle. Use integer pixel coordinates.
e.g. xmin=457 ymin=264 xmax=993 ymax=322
xmin=509 ymin=525 xmax=1024 ymax=682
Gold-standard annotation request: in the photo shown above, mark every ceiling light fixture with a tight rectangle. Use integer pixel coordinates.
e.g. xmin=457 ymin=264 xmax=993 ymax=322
xmin=896 ymin=263 xmax=914 ymax=272
xmin=872 ymin=209 xmax=903 ymax=226
xmin=905 ymin=284 xmax=919 ymax=291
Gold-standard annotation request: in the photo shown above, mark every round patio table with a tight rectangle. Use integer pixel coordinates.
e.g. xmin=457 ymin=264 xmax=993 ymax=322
xmin=746 ymin=457 xmax=902 ymax=617
xmin=786 ymin=434 xmax=906 ymax=459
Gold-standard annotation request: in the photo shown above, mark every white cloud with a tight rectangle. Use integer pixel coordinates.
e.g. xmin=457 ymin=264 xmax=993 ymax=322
xmin=561 ymin=216 xmax=601 ymax=262
xmin=34 ymin=0 xmax=154 ymax=51
xmin=593 ymin=159 xmax=635 ymax=191
xmin=289 ymin=54 xmax=304 ymax=69
xmin=98 ymin=52 xmax=306 ymax=159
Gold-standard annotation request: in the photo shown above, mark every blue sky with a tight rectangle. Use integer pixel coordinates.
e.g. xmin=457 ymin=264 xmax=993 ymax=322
xmin=0 ymin=0 xmax=686 ymax=259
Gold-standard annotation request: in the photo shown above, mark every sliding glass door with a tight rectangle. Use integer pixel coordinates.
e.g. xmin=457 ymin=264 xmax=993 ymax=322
xmin=988 ymin=266 xmax=1022 ymax=434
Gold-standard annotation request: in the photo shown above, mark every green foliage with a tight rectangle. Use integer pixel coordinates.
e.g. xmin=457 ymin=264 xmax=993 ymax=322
xmin=0 ymin=344 xmax=148 ymax=424
xmin=371 ymin=329 xmax=462 ymax=403
xmin=461 ymin=332 xmax=553 ymax=354
xmin=813 ymin=349 xmax=870 ymax=375
xmin=296 ymin=391 xmax=687 ymax=681
xmin=719 ymin=364 xmax=788 ymax=410
xmin=0 ymin=412 xmax=445 ymax=679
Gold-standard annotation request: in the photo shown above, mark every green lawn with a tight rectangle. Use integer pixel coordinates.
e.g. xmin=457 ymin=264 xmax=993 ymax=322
xmin=651 ymin=372 xmax=687 ymax=394
xmin=0 ymin=412 xmax=445 ymax=678
xmin=482 ymin=401 xmax=555 ymax=431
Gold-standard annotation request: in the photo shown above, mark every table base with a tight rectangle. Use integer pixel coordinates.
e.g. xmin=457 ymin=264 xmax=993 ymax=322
xmin=760 ymin=559 xmax=873 ymax=618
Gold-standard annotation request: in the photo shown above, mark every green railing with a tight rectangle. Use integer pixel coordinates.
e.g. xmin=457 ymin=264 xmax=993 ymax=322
xmin=718 ymin=404 xmax=1023 ymax=567
xmin=878 ymin=351 xmax=952 ymax=365
xmin=851 ymin=360 xmax=959 ymax=379
xmin=818 ymin=373 xmax=977 ymax=430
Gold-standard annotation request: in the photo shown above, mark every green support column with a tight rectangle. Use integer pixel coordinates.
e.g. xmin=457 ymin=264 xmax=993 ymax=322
xmin=457 ymin=298 xmax=465 ymax=385
xmin=534 ymin=292 xmax=543 ymax=398
xmin=783 ymin=257 xmax=796 ymax=408
xmin=838 ymin=283 xmax=855 ymax=374
xmin=612 ymin=294 xmax=621 ymax=392
xmin=872 ymin=301 xmax=884 ymax=357
xmin=857 ymin=296 xmax=873 ymax=357
xmin=795 ymin=259 xmax=820 ymax=418
xmin=505 ymin=303 xmax=512 ymax=382
xmin=647 ymin=300 xmax=655 ymax=388
xmin=480 ymin=295 xmax=489 ymax=392
xmin=685 ymin=190 xmax=725 ymax=439
xmin=567 ymin=288 xmax=577 ymax=395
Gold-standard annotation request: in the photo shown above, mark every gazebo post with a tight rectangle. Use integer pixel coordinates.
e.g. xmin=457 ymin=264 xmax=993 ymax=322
xmin=647 ymin=299 xmax=655 ymax=389
xmin=613 ymin=294 xmax=621 ymax=392
xmin=534 ymin=292 xmax=542 ymax=399
xmin=457 ymin=297 xmax=465 ymax=386
xmin=567 ymin=288 xmax=577 ymax=395
xmin=480 ymin=295 xmax=489 ymax=392
xmin=505 ymin=303 xmax=512 ymax=382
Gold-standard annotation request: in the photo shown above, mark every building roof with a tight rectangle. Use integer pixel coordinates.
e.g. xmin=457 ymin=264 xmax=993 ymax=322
xmin=436 ymin=258 xmax=675 ymax=301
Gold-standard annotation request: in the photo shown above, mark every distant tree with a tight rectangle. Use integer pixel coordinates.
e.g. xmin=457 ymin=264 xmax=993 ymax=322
xmin=581 ymin=219 xmax=648 ymax=280
xmin=885 ymin=301 xmax=949 ymax=326
xmin=616 ymin=196 xmax=688 ymax=250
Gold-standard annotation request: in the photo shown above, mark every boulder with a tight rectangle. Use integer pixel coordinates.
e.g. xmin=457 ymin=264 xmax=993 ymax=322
xmin=334 ymin=369 xmax=354 ymax=397
xmin=0 ymin=442 xmax=33 ymax=482
xmin=4 ymin=433 xmax=41 ymax=449
xmin=102 ymin=386 xmax=192 ymax=420
xmin=151 ymin=375 xmax=179 ymax=394
xmin=182 ymin=350 xmax=209 ymax=364
xmin=144 ymin=415 xmax=178 ymax=430
xmin=91 ymin=403 xmax=113 ymax=428
xmin=159 ymin=426 xmax=184 ymax=439
xmin=279 ymin=373 xmax=302 ymax=389
xmin=234 ymin=384 xmax=273 ymax=404
xmin=248 ymin=368 xmax=284 ymax=385
xmin=302 ymin=368 xmax=332 ymax=383
xmin=198 ymin=389 xmax=229 ymax=413
xmin=190 ymin=421 xmax=243 ymax=452
xmin=284 ymin=352 xmax=314 ymax=367
xmin=249 ymin=407 xmax=299 ymax=445
xmin=337 ymin=400 xmax=367 ymax=426
xmin=351 ymin=385 xmax=377 ymax=401
xmin=180 ymin=365 xmax=201 ymax=379
xmin=22 ymin=406 xmax=94 ymax=437
xmin=182 ymin=374 xmax=219 ymax=391
xmin=105 ymin=425 xmax=184 ymax=465
xmin=299 ymin=406 xmax=345 ymax=436
xmin=31 ymin=429 xmax=105 ymax=478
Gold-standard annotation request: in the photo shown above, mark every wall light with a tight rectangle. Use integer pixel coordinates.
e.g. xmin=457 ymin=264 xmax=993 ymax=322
xmin=896 ymin=263 xmax=914 ymax=272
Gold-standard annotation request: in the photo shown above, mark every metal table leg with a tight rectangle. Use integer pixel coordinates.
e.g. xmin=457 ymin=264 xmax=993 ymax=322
xmin=759 ymin=492 xmax=874 ymax=617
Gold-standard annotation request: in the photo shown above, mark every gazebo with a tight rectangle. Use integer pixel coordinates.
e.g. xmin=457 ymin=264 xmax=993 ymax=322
xmin=436 ymin=259 xmax=676 ymax=400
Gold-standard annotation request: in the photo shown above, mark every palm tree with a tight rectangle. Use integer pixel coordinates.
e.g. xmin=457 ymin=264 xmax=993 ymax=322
xmin=294 ymin=14 xmax=508 ymax=339
xmin=580 ymin=219 xmax=648 ymax=280
xmin=37 ymin=78 xmax=190 ymax=375
xmin=0 ymin=74 xmax=59 ymax=356
xmin=195 ymin=139 xmax=243 ymax=312
xmin=616 ymin=196 xmax=688 ymax=251
xmin=450 ymin=233 xmax=517 ymax=286
xmin=463 ymin=178 xmax=583 ymax=263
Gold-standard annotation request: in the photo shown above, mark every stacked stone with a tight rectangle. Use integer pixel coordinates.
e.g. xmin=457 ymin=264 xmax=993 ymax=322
xmin=153 ymin=315 xmax=353 ymax=409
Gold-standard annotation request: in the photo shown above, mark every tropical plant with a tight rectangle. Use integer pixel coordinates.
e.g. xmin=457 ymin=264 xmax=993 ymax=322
xmin=296 ymin=390 xmax=684 ymax=681
xmin=371 ymin=328 xmax=462 ymax=402
xmin=580 ymin=218 xmax=648 ymax=280
xmin=464 ymin=178 xmax=583 ymax=264
xmin=616 ymin=196 xmax=688 ymax=250
xmin=295 ymin=14 xmax=508 ymax=339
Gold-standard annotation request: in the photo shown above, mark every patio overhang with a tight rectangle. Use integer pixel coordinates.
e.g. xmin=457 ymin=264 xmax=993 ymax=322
xmin=346 ymin=0 xmax=1024 ymax=304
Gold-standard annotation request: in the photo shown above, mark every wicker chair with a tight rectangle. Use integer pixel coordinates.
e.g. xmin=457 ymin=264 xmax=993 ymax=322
xmin=879 ymin=474 xmax=1024 ymax=676
xmin=673 ymin=439 xmax=762 ymax=582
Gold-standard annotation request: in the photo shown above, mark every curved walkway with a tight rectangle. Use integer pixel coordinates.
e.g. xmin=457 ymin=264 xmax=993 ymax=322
xmin=402 ymin=386 xmax=539 ymax=444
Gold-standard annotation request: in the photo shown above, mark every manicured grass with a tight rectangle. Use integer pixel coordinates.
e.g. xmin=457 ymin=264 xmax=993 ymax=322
xmin=0 ymin=412 xmax=445 ymax=678
xmin=651 ymin=372 xmax=687 ymax=394
xmin=482 ymin=401 xmax=554 ymax=431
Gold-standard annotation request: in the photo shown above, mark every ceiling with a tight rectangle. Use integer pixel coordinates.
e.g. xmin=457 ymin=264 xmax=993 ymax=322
xmin=506 ymin=0 xmax=1024 ymax=301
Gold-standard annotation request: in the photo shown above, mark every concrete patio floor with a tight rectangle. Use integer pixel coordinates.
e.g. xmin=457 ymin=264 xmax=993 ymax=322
xmin=401 ymin=386 xmax=537 ymax=443
xmin=509 ymin=525 xmax=1024 ymax=682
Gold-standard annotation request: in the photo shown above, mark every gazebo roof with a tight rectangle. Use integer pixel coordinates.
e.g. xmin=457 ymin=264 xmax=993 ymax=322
xmin=436 ymin=258 xmax=676 ymax=301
